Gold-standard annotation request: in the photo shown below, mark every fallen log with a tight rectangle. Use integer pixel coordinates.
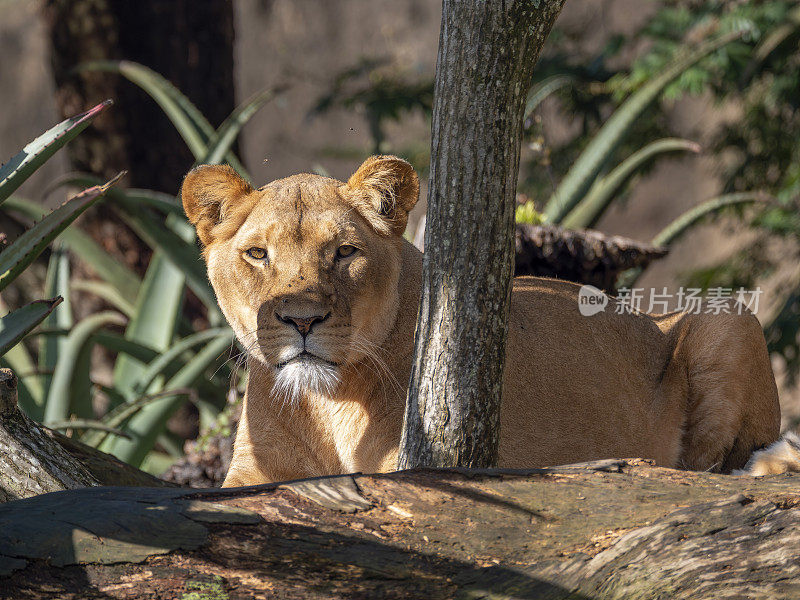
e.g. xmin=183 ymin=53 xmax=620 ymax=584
xmin=0 ymin=368 xmax=172 ymax=502
xmin=514 ymin=223 xmax=668 ymax=292
xmin=2 ymin=458 xmax=799 ymax=598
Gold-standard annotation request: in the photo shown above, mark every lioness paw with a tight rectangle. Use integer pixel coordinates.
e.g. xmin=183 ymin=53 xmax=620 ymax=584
xmin=735 ymin=432 xmax=800 ymax=476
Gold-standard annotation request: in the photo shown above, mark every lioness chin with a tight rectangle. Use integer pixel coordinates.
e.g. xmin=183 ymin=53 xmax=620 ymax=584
xmin=181 ymin=155 xmax=785 ymax=486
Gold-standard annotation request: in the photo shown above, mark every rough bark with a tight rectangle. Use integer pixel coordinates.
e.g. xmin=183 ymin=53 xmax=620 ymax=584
xmin=399 ymin=1 xmax=566 ymax=469
xmin=2 ymin=459 xmax=800 ymax=598
xmin=0 ymin=368 xmax=172 ymax=503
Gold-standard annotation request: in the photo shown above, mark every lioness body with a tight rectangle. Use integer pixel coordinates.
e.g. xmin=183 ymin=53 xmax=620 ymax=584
xmin=180 ymin=156 xmax=781 ymax=486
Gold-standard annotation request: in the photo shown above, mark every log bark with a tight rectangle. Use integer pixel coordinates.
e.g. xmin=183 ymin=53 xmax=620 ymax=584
xmin=2 ymin=459 xmax=800 ymax=598
xmin=399 ymin=0 xmax=566 ymax=469
xmin=514 ymin=223 xmax=668 ymax=292
xmin=0 ymin=368 xmax=172 ymax=502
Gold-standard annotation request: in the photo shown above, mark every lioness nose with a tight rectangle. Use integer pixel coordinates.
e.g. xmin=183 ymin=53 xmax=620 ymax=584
xmin=276 ymin=312 xmax=330 ymax=336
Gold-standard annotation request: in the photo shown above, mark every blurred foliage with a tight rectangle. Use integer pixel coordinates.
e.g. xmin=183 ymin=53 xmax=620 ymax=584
xmin=310 ymin=58 xmax=434 ymax=155
xmin=627 ymin=1 xmax=800 ymax=381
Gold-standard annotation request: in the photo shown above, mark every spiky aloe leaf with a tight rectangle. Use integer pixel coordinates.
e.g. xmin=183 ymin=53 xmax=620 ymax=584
xmin=653 ymin=192 xmax=767 ymax=247
xmin=543 ymin=30 xmax=744 ymax=224
xmin=201 ymin=86 xmax=284 ymax=165
xmin=92 ymin=331 xmax=160 ymax=365
xmin=0 ymin=298 xmax=62 ymax=357
xmin=560 ymin=138 xmax=701 ymax=229
xmin=3 ymin=196 xmax=141 ymax=299
xmin=76 ymin=60 xmax=250 ymax=178
xmin=109 ymin=251 xmax=185 ymax=406
xmin=0 ymin=173 xmax=123 ymax=292
xmin=43 ymin=311 xmax=127 ymax=425
xmin=71 ymin=280 xmax=135 ymax=317
xmin=616 ymin=192 xmax=767 ymax=289
xmin=115 ymin=203 xmax=219 ymax=316
xmin=49 ymin=173 xmax=184 ymax=216
xmin=107 ymin=333 xmax=232 ymax=466
xmin=0 ymin=101 xmax=111 ymax=206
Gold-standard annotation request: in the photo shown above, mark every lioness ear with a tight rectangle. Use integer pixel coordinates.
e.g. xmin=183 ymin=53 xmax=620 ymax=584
xmin=342 ymin=155 xmax=419 ymax=236
xmin=181 ymin=165 xmax=254 ymax=246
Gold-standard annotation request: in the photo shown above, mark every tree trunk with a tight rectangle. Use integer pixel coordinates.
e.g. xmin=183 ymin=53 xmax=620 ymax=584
xmin=2 ymin=460 xmax=800 ymax=598
xmin=399 ymin=1 xmax=566 ymax=469
xmin=45 ymin=0 xmax=237 ymax=194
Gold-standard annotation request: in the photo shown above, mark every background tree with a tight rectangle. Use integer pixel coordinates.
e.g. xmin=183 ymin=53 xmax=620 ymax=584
xmin=44 ymin=0 xmax=237 ymax=272
xmin=398 ymin=0 xmax=566 ymax=469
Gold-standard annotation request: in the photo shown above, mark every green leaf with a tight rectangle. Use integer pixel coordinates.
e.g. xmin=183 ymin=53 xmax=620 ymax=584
xmin=107 ymin=334 xmax=232 ymax=466
xmin=0 ymin=298 xmax=62 ymax=357
xmin=114 ymin=203 xmax=217 ymax=311
xmin=71 ymin=279 xmax=136 ymax=318
xmin=616 ymin=192 xmax=768 ymax=290
xmin=740 ymin=5 xmax=800 ymax=85
xmin=76 ymin=61 xmax=249 ymax=178
xmin=49 ymin=173 xmax=184 ymax=217
xmin=3 ymin=196 xmax=141 ymax=300
xmin=543 ymin=30 xmax=744 ymax=224
xmin=133 ymin=328 xmax=232 ymax=395
xmin=561 ymin=138 xmax=701 ymax=229
xmin=0 ymin=101 xmax=111 ymax=206
xmin=92 ymin=331 xmax=159 ymax=365
xmin=201 ymin=87 xmax=283 ymax=165
xmin=523 ymin=75 xmax=573 ymax=126
xmin=653 ymin=192 xmax=767 ymax=247
xmin=0 ymin=173 xmax=124 ymax=292
xmin=109 ymin=251 xmax=186 ymax=404
xmin=43 ymin=311 xmax=127 ymax=425
xmin=39 ymin=245 xmax=73 ymax=398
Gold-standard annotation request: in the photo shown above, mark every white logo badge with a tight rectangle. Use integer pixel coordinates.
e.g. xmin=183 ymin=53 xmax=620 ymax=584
xmin=578 ymin=285 xmax=608 ymax=316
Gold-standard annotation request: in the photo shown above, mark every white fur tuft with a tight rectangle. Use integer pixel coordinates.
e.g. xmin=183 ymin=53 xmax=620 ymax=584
xmin=735 ymin=432 xmax=800 ymax=476
xmin=272 ymin=358 xmax=340 ymax=405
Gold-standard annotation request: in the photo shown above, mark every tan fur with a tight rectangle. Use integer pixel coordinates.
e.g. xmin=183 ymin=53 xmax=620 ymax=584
xmin=180 ymin=156 xmax=781 ymax=486
xmin=736 ymin=432 xmax=800 ymax=476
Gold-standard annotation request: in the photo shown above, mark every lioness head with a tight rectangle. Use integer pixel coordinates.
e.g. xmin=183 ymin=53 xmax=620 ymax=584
xmin=181 ymin=156 xmax=419 ymax=401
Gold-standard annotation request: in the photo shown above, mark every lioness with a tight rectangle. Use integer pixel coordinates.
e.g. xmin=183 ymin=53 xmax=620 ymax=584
xmin=181 ymin=155 xmax=783 ymax=486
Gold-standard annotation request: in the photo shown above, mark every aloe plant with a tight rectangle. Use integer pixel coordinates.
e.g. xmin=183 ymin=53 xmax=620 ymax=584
xmin=540 ymin=30 xmax=744 ymax=225
xmin=0 ymin=102 xmax=118 ymax=413
xmin=0 ymin=63 xmax=281 ymax=470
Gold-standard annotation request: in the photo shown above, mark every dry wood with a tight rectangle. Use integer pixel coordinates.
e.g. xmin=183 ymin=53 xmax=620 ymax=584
xmin=514 ymin=223 xmax=668 ymax=292
xmin=2 ymin=459 xmax=799 ymax=598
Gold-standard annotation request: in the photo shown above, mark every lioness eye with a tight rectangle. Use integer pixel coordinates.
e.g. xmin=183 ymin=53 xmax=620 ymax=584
xmin=336 ymin=245 xmax=357 ymax=259
xmin=246 ymin=247 xmax=268 ymax=261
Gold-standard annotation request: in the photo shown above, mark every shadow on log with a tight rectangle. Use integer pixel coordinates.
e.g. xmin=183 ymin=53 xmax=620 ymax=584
xmin=1 ymin=459 xmax=799 ymax=598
